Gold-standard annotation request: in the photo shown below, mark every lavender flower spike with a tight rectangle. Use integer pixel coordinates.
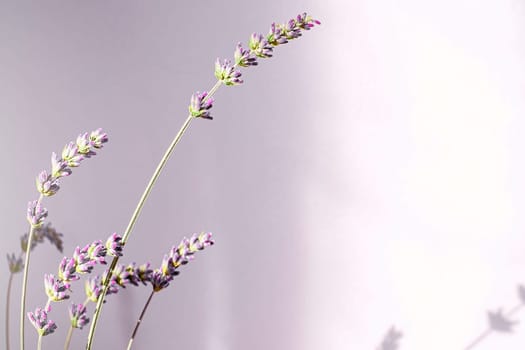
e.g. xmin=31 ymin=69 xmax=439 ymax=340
xmin=189 ymin=91 xmax=214 ymax=119
xmin=69 ymin=303 xmax=90 ymax=329
xmin=28 ymin=307 xmax=57 ymax=336
xmin=214 ymin=58 xmax=243 ymax=85
xmin=26 ymin=200 xmax=48 ymax=227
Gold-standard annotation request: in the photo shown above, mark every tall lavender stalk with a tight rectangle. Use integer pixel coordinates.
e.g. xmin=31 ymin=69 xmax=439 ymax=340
xmin=19 ymin=129 xmax=108 ymax=350
xmin=85 ymin=12 xmax=320 ymax=349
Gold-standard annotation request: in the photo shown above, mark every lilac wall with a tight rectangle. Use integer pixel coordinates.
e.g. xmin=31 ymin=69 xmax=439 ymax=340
xmin=1 ymin=1 xmax=524 ymax=349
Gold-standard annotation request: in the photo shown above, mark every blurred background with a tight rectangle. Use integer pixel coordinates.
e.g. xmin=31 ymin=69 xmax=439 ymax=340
xmin=1 ymin=0 xmax=524 ymax=349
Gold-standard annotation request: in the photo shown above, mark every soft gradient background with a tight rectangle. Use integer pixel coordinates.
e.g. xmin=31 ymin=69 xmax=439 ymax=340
xmin=1 ymin=1 xmax=524 ymax=349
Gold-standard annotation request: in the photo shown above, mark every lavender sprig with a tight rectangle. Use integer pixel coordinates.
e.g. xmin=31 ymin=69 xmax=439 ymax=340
xmin=20 ymin=129 xmax=108 ymax=350
xmin=86 ymin=13 xmax=319 ymax=348
xmin=126 ymin=232 xmax=214 ymax=350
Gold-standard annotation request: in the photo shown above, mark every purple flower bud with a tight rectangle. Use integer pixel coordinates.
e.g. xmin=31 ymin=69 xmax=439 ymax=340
xmin=36 ymin=170 xmax=60 ymax=196
xmin=89 ymin=128 xmax=109 ymax=149
xmin=248 ymin=33 xmax=273 ymax=58
xmin=51 ymin=152 xmax=72 ymax=178
xmin=58 ymin=257 xmax=79 ymax=282
xmin=85 ymin=276 xmax=103 ymax=302
xmin=28 ymin=307 xmax=57 ymax=336
xmin=44 ymin=273 xmax=70 ymax=302
xmin=69 ymin=303 xmax=90 ymax=329
xmin=214 ymin=58 xmax=243 ymax=85
xmin=27 ymin=200 xmax=48 ymax=227
xmin=61 ymin=142 xmax=84 ymax=167
xmin=234 ymin=43 xmax=258 ymax=67
xmin=189 ymin=91 xmax=214 ymax=119
xmin=7 ymin=253 xmax=23 ymax=273
xmin=105 ymin=233 xmax=123 ymax=257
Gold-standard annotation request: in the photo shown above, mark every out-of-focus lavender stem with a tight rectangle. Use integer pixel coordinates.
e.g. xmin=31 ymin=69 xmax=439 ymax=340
xmin=126 ymin=290 xmax=155 ymax=350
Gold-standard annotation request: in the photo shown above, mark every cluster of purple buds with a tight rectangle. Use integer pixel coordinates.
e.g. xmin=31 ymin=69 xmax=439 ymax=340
xmin=234 ymin=43 xmax=258 ymax=67
xmin=29 ymin=233 xmax=122 ymax=334
xmin=57 ymin=235 xmax=120 ymax=283
xmin=85 ymin=262 xmax=153 ymax=303
xmin=151 ymin=232 xmax=214 ymax=292
xmin=189 ymin=91 xmax=214 ymax=120
xmin=84 ymin=233 xmax=214 ymax=295
xmin=69 ymin=303 xmax=90 ymax=329
xmin=214 ymin=58 xmax=243 ymax=86
xmin=44 ymin=274 xmax=70 ymax=302
xmin=188 ymin=12 xmax=319 ymax=122
xmin=105 ymin=232 xmax=124 ymax=257
xmin=27 ymin=306 xmax=57 ymax=337
xmin=35 ymin=128 xmax=108 ymax=197
xmin=248 ymin=33 xmax=273 ymax=58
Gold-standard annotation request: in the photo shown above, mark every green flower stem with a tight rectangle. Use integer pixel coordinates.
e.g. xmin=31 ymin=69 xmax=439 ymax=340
xmin=126 ymin=290 xmax=155 ymax=350
xmin=5 ymin=272 xmax=14 ymax=350
xmin=37 ymin=334 xmax=43 ymax=350
xmin=64 ymin=324 xmax=74 ymax=350
xmin=20 ymin=193 xmax=44 ymax=350
xmin=85 ymin=80 xmax=222 ymax=350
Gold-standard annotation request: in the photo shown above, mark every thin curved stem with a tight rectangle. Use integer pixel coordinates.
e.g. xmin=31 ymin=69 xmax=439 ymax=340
xmin=126 ymin=290 xmax=155 ymax=350
xmin=5 ymin=272 xmax=14 ymax=350
xmin=85 ymin=80 xmax=223 ymax=350
xmin=20 ymin=193 xmax=43 ymax=350
xmin=64 ymin=325 xmax=74 ymax=350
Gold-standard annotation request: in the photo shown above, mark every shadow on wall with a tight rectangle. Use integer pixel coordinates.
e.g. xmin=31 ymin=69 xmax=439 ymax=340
xmin=379 ymin=285 xmax=525 ymax=350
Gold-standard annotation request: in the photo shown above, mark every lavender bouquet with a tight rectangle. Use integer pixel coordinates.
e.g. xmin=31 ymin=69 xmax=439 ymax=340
xmin=5 ymin=13 xmax=320 ymax=350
